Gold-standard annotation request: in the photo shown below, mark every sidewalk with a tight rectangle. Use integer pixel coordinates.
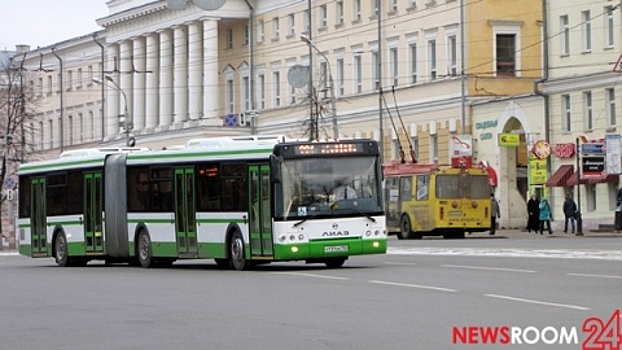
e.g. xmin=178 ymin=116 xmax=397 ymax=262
xmin=466 ymin=228 xmax=622 ymax=239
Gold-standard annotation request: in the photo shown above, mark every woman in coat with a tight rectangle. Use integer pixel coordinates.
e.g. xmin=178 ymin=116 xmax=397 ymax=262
xmin=538 ymin=197 xmax=553 ymax=235
xmin=526 ymin=193 xmax=540 ymax=233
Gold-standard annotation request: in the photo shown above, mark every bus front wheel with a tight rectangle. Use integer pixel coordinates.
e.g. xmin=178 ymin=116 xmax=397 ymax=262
xmin=325 ymin=257 xmax=346 ymax=268
xmin=137 ymin=231 xmax=156 ymax=268
xmin=229 ymin=231 xmax=247 ymax=271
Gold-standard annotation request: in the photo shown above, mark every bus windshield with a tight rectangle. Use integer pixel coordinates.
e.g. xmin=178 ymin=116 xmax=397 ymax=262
xmin=278 ymin=156 xmax=381 ymax=219
xmin=436 ymin=174 xmax=490 ymax=199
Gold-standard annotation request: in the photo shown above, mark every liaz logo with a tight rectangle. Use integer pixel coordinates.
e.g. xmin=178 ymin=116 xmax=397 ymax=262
xmin=322 ymin=231 xmax=349 ymax=237
xmin=451 ymin=309 xmax=621 ymax=348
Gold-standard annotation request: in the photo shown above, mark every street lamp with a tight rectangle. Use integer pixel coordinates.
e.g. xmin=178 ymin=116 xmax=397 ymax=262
xmin=300 ymin=34 xmax=338 ymax=140
xmin=92 ymin=76 xmax=134 ymax=146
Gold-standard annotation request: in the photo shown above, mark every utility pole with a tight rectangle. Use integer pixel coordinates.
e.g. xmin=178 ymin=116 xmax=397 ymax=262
xmin=51 ymin=47 xmax=64 ymax=153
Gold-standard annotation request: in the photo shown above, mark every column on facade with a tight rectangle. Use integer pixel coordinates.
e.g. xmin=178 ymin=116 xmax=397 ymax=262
xmin=106 ymin=43 xmax=120 ymax=139
xmin=145 ymin=32 xmax=160 ymax=130
xmin=158 ymin=29 xmax=174 ymax=127
xmin=132 ymin=36 xmax=146 ymax=132
xmin=188 ymin=21 xmax=203 ymax=120
xmin=202 ymin=18 xmax=219 ymax=120
xmin=119 ymin=40 xmax=134 ymax=135
xmin=173 ymin=25 xmax=189 ymax=124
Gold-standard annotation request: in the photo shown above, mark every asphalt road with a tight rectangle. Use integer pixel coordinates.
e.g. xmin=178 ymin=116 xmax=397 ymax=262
xmin=1 ymin=234 xmax=620 ymax=350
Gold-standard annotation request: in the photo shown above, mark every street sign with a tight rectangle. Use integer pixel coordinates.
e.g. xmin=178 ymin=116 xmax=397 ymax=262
xmin=3 ymin=177 xmax=15 ymax=189
xmin=605 ymin=134 xmax=622 ymax=175
xmin=581 ymin=143 xmax=605 ymax=155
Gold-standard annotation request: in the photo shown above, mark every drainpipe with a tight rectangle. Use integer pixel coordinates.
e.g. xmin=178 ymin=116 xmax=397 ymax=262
xmin=244 ymin=0 xmax=256 ymax=134
xmin=51 ymin=47 xmax=64 ymax=153
xmin=534 ymin=0 xmax=550 ymax=170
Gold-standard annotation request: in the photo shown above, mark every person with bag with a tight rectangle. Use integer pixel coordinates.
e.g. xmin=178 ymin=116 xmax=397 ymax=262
xmin=538 ymin=197 xmax=553 ymax=235
xmin=490 ymin=193 xmax=500 ymax=235
xmin=562 ymin=193 xmax=577 ymax=234
xmin=526 ymin=193 xmax=540 ymax=233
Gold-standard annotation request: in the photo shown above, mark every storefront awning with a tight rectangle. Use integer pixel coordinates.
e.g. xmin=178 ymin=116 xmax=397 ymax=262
xmin=566 ymin=171 xmax=619 ymax=186
xmin=545 ymin=165 xmax=574 ymax=187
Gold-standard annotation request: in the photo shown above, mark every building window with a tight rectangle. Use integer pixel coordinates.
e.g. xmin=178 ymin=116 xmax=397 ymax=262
xmin=496 ymin=34 xmax=516 ymax=76
xmin=372 ymin=0 xmax=379 ymax=17
xmin=582 ymin=10 xmax=591 ymax=52
xmin=244 ymin=25 xmax=250 ymax=45
xmin=354 ymin=53 xmax=362 ymax=93
xmin=390 ymin=47 xmax=399 ymax=87
xmin=273 ymin=71 xmax=281 ymax=107
xmin=49 ymin=119 xmax=54 ymax=149
xmin=562 ymin=94 xmax=571 ymax=132
xmin=409 ymin=43 xmax=417 ymax=84
xmin=77 ymin=68 xmax=83 ymax=88
xmin=290 ymin=84 xmax=296 ymax=105
xmin=226 ymin=79 xmax=234 ymax=114
xmin=336 ymin=57 xmax=344 ymax=96
xmin=226 ymin=28 xmax=234 ymax=49
xmin=392 ymin=138 xmax=401 ymax=160
xmin=391 ymin=0 xmax=398 ymax=12
xmin=68 ymin=114 xmax=73 ymax=145
xmin=258 ymin=74 xmax=265 ymax=110
xmin=87 ymin=65 xmax=93 ymax=81
xmin=586 ymin=185 xmax=596 ymax=212
xmin=258 ymin=20 xmax=265 ymax=43
xmin=560 ymin=15 xmax=569 ymax=55
xmin=303 ymin=9 xmax=310 ymax=33
xmin=372 ymin=50 xmax=380 ymax=90
xmin=288 ymin=14 xmax=295 ymax=36
xmin=272 ymin=17 xmax=280 ymax=40
xmin=89 ymin=110 xmax=94 ymax=140
xmin=606 ymin=6 xmax=614 ymax=48
xmin=411 ymin=135 xmax=419 ymax=159
xmin=38 ymin=77 xmax=43 ymax=95
xmin=243 ymin=76 xmax=250 ymax=111
xmin=607 ymin=88 xmax=616 ymax=126
xmin=38 ymin=121 xmax=43 ymax=150
xmin=336 ymin=1 xmax=344 ymax=24
xmin=320 ymin=60 xmax=328 ymax=100
xmin=47 ymin=75 xmax=53 ymax=93
xmin=428 ymin=39 xmax=437 ymax=80
xmin=353 ymin=0 xmax=361 ymax=21
xmin=430 ymin=134 xmax=438 ymax=162
xmin=583 ymin=91 xmax=593 ymax=131
xmin=447 ymin=35 xmax=457 ymax=76
xmin=319 ymin=4 xmax=327 ymax=28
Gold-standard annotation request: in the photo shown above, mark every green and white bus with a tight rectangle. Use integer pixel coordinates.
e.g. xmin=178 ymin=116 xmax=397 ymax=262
xmin=17 ymin=136 xmax=387 ymax=270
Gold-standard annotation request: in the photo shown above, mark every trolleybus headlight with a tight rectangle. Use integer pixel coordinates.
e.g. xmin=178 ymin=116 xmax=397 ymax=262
xmin=452 ymin=201 xmax=458 ymax=208
xmin=298 ymin=234 xmax=305 ymax=241
xmin=279 ymin=235 xmax=287 ymax=242
xmin=471 ymin=201 xmax=478 ymax=208
xmin=365 ymin=230 xmax=372 ymax=237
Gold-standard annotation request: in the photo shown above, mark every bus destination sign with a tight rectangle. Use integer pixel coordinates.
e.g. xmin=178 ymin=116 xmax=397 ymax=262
xmin=295 ymin=143 xmax=362 ymax=155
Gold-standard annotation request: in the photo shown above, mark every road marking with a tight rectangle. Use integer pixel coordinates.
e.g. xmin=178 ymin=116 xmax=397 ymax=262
xmin=271 ymin=272 xmax=350 ymax=280
xmin=484 ymin=294 xmax=590 ymax=311
xmin=0 ymin=252 xmax=19 ymax=256
xmin=567 ymin=273 xmax=622 ymax=280
xmin=442 ymin=264 xmax=536 ymax=273
xmin=388 ymin=247 xmax=622 ymax=261
xmin=384 ymin=262 xmax=417 ymax=266
xmin=369 ymin=280 xmax=458 ymax=293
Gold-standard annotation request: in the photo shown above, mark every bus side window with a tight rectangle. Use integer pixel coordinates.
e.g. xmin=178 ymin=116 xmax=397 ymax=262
xmin=416 ymin=175 xmax=429 ymax=201
xmin=400 ymin=177 xmax=412 ymax=202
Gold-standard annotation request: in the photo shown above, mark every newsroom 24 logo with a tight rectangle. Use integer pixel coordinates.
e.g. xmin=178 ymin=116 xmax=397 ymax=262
xmin=582 ymin=309 xmax=622 ymax=350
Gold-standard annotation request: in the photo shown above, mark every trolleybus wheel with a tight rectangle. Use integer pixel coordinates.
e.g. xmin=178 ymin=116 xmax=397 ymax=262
xmin=400 ymin=215 xmax=421 ymax=239
xmin=137 ymin=231 xmax=156 ymax=268
xmin=325 ymin=257 xmax=346 ymax=268
xmin=229 ymin=230 xmax=247 ymax=271
xmin=54 ymin=233 xmax=69 ymax=267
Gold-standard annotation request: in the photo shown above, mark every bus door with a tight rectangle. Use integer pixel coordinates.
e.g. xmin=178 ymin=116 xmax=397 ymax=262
xmin=174 ymin=168 xmax=198 ymax=258
xmin=248 ymin=165 xmax=273 ymax=257
xmin=30 ymin=177 xmax=47 ymax=256
xmin=84 ymin=172 xmax=104 ymax=254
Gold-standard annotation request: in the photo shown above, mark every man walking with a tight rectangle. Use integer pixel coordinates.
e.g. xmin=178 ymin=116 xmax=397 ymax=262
xmin=490 ymin=193 xmax=500 ymax=235
xmin=563 ymin=193 xmax=577 ymax=234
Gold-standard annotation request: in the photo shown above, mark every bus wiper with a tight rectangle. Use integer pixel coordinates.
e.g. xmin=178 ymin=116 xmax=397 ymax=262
xmin=293 ymin=213 xmax=319 ymax=227
xmin=336 ymin=204 xmax=376 ymax=223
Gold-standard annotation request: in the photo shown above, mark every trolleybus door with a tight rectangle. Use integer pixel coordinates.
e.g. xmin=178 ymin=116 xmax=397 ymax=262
xmin=30 ymin=177 xmax=47 ymax=256
xmin=174 ymin=168 xmax=198 ymax=258
xmin=84 ymin=172 xmax=104 ymax=254
xmin=248 ymin=165 xmax=273 ymax=257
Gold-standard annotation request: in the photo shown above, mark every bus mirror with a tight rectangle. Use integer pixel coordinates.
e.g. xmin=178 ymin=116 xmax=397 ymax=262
xmin=270 ymin=155 xmax=282 ymax=183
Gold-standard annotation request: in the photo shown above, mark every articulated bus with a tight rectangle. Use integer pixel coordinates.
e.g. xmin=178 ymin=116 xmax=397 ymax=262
xmin=383 ymin=161 xmax=491 ymax=239
xmin=18 ymin=136 xmax=386 ymax=270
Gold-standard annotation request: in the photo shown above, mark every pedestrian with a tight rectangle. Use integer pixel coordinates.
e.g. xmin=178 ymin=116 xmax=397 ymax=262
xmin=526 ymin=193 xmax=540 ymax=233
xmin=563 ymin=193 xmax=577 ymax=234
xmin=617 ymin=186 xmax=622 ymax=209
xmin=538 ymin=197 xmax=553 ymax=235
xmin=490 ymin=193 xmax=500 ymax=235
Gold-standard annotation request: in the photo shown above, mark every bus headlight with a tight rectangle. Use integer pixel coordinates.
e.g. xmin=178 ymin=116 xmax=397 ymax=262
xmin=298 ymin=234 xmax=305 ymax=241
xmin=374 ymin=230 xmax=381 ymax=236
xmin=365 ymin=230 xmax=372 ymax=237
xmin=290 ymin=234 xmax=296 ymax=241
xmin=291 ymin=246 xmax=299 ymax=253
xmin=278 ymin=235 xmax=287 ymax=242
xmin=372 ymin=241 xmax=380 ymax=248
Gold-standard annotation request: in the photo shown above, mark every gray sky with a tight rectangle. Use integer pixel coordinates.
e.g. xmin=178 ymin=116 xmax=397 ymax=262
xmin=0 ymin=1 xmax=108 ymax=51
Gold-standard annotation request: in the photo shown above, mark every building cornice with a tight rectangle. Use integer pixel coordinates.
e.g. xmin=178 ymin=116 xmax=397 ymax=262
xmin=96 ymin=1 xmax=167 ymax=27
xmin=542 ymin=71 xmax=621 ymax=94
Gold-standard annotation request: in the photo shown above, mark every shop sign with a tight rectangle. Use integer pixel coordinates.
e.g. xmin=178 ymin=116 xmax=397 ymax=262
xmin=553 ymin=143 xmax=575 ymax=158
xmin=475 ymin=120 xmax=497 ymax=141
xmin=529 ymin=157 xmax=547 ymax=185
xmin=498 ymin=133 xmax=520 ymax=147
xmin=582 ymin=156 xmax=605 ymax=178
xmin=531 ymin=140 xmax=551 ymax=159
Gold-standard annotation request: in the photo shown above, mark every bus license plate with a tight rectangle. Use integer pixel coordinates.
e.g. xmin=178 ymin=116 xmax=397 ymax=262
xmin=325 ymin=245 xmax=348 ymax=253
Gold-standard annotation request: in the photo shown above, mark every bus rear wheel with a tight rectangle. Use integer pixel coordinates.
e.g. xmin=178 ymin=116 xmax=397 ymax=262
xmin=229 ymin=231 xmax=247 ymax=271
xmin=137 ymin=231 xmax=156 ymax=268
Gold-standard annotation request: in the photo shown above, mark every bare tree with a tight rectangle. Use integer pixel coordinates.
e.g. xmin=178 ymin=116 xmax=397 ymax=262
xmin=0 ymin=52 xmax=38 ymax=248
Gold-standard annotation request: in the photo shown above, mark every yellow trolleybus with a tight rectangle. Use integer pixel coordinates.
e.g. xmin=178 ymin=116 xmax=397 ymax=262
xmin=384 ymin=161 xmax=492 ymax=239
xmin=17 ymin=136 xmax=387 ymax=269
